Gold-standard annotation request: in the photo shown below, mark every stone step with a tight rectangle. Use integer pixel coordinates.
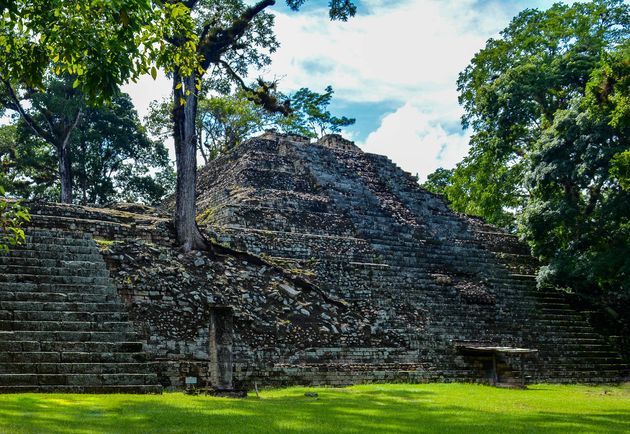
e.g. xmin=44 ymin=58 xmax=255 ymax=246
xmin=24 ymin=234 xmax=95 ymax=247
xmin=0 ymin=256 xmax=103 ymax=269
xmin=0 ymin=274 xmax=111 ymax=285
xmin=0 ymin=330 xmax=138 ymax=342
xmin=535 ymin=370 xmax=626 ymax=378
xmin=0 ymin=384 xmax=162 ymax=394
xmin=0 ymin=341 xmax=144 ymax=353
xmin=2 ymin=249 xmax=102 ymax=262
xmin=0 ymin=362 xmax=158 ymax=375
xmin=25 ymin=229 xmax=91 ymax=239
xmin=0 ymin=301 xmax=125 ymax=313
xmin=0 ymin=351 xmax=149 ymax=363
xmin=0 ymin=264 xmax=109 ymax=278
xmin=1 ymin=310 xmax=129 ymax=322
xmin=8 ymin=242 xmax=98 ymax=255
xmin=0 ymin=320 xmax=135 ymax=333
xmin=0 ymin=283 xmax=112 ymax=293
xmin=0 ymin=373 xmax=158 ymax=387
xmin=0 ymin=291 xmax=118 ymax=303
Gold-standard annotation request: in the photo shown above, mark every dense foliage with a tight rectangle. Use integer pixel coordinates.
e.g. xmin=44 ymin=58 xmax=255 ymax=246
xmin=0 ymin=186 xmax=30 ymax=253
xmin=423 ymin=0 xmax=630 ymax=316
xmin=0 ymin=0 xmax=197 ymax=102
xmin=278 ymin=86 xmax=355 ymax=139
xmin=2 ymin=80 xmax=173 ymax=205
xmin=0 ymin=1 xmax=197 ymax=203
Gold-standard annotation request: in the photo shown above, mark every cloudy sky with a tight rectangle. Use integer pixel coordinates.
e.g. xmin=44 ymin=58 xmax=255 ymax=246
xmin=125 ymin=0 xmax=568 ymax=181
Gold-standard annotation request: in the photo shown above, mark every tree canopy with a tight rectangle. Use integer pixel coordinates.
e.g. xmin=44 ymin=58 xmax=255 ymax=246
xmin=429 ymin=0 xmax=630 ymax=227
xmin=0 ymin=0 xmax=198 ymax=102
xmin=424 ymin=0 xmax=630 ymax=319
xmin=2 ymin=81 xmax=173 ymax=206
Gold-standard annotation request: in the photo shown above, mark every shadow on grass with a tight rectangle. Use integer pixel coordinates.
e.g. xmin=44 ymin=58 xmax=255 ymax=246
xmin=0 ymin=386 xmax=628 ymax=434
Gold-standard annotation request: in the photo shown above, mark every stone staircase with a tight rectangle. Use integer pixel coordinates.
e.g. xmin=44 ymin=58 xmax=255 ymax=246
xmin=0 ymin=229 xmax=162 ymax=393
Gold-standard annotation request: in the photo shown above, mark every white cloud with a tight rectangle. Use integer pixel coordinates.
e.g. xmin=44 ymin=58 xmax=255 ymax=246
xmin=360 ymin=103 xmax=469 ymax=182
xmin=122 ymin=71 xmax=171 ymax=120
xmin=258 ymin=0 xmax=523 ymax=176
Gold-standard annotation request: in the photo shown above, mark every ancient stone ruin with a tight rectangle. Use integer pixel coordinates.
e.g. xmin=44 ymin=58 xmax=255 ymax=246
xmin=0 ymin=131 xmax=627 ymax=392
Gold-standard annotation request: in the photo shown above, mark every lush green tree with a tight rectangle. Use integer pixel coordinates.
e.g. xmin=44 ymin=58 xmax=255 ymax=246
xmin=197 ymin=92 xmax=268 ymax=164
xmin=519 ymin=39 xmax=630 ymax=298
xmin=421 ymin=168 xmax=453 ymax=196
xmin=4 ymin=88 xmax=173 ymax=205
xmin=0 ymin=123 xmax=58 ymax=200
xmin=0 ymin=1 xmax=197 ymax=102
xmin=277 ymin=85 xmax=355 ymax=139
xmin=72 ymin=94 xmax=174 ymax=205
xmin=0 ymin=1 xmax=197 ymax=203
xmin=520 ymin=103 xmax=629 ymax=296
xmin=436 ymin=0 xmax=630 ymax=228
xmin=1 ymin=76 xmax=83 ymax=202
xmin=430 ymin=1 xmax=630 ymax=320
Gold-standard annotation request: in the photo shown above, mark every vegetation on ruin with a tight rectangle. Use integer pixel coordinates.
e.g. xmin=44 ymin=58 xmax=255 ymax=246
xmin=0 ymin=187 xmax=30 ymax=253
xmin=0 ymin=384 xmax=629 ymax=433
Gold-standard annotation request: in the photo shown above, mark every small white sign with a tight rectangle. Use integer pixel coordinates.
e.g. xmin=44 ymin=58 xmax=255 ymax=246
xmin=185 ymin=376 xmax=198 ymax=385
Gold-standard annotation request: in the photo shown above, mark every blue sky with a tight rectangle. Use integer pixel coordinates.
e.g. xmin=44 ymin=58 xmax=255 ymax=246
xmin=125 ymin=0 xmax=574 ymax=180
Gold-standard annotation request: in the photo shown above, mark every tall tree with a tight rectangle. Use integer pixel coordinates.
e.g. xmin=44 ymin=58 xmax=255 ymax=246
xmin=4 ymin=91 xmax=173 ymax=206
xmin=437 ymin=0 xmax=630 ymax=228
xmin=0 ymin=0 xmax=197 ymax=201
xmin=72 ymin=94 xmax=174 ymax=206
xmin=0 ymin=123 xmax=58 ymax=200
xmin=428 ymin=1 xmax=630 ymax=317
xmin=519 ymin=40 xmax=630 ymax=298
xmin=1 ymin=76 xmax=83 ymax=202
xmin=163 ymin=0 xmax=356 ymax=251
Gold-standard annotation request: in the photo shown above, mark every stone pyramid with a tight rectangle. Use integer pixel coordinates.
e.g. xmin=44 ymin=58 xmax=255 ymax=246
xmin=191 ymin=131 xmax=628 ymax=385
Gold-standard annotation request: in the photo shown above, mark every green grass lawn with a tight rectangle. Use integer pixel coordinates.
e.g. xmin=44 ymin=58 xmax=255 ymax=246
xmin=0 ymin=383 xmax=629 ymax=433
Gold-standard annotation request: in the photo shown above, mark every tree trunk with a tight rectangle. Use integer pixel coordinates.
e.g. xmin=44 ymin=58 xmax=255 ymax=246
xmin=80 ymin=133 xmax=88 ymax=205
xmin=58 ymin=138 xmax=73 ymax=204
xmin=57 ymin=108 xmax=82 ymax=204
xmin=173 ymin=72 xmax=207 ymax=252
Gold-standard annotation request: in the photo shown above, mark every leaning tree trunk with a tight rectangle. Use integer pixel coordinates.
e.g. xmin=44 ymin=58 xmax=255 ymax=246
xmin=172 ymin=72 xmax=208 ymax=252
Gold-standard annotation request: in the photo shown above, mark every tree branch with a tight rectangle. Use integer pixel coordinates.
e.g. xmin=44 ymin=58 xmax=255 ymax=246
xmin=218 ymin=60 xmax=291 ymax=116
xmin=198 ymin=0 xmax=275 ymax=71
xmin=218 ymin=60 xmax=252 ymax=92
xmin=0 ymin=78 xmax=56 ymax=145
xmin=61 ymin=108 xmax=83 ymax=149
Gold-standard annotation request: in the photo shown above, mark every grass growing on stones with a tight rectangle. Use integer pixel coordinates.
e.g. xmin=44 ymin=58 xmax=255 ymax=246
xmin=0 ymin=383 xmax=629 ymax=433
